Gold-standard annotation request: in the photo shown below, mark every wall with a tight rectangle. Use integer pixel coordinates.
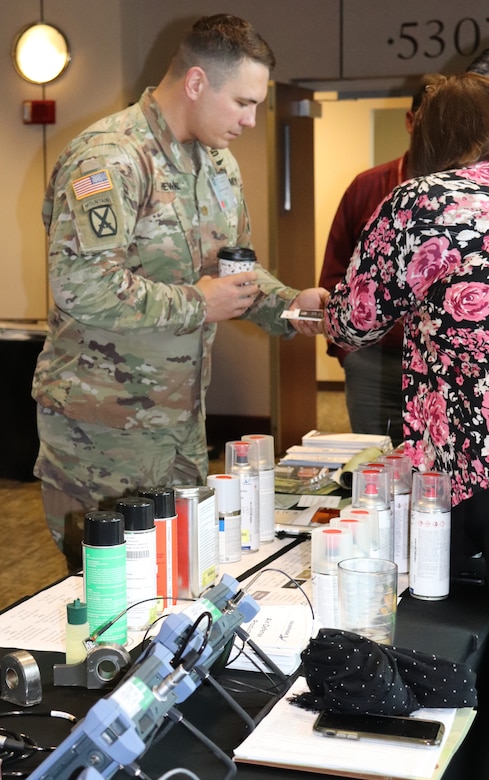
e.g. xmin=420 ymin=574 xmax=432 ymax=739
xmin=1 ymin=0 xmax=127 ymax=320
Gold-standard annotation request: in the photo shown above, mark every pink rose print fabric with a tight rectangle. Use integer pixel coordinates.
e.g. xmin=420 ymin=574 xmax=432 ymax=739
xmin=323 ymin=162 xmax=489 ymax=506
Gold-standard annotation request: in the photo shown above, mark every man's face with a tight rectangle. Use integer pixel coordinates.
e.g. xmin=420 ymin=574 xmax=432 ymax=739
xmin=190 ymin=59 xmax=269 ymax=149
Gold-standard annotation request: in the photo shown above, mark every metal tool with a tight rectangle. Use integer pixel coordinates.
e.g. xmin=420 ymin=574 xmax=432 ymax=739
xmin=0 ymin=649 xmax=42 ymax=706
xmin=53 ymin=644 xmax=132 ymax=689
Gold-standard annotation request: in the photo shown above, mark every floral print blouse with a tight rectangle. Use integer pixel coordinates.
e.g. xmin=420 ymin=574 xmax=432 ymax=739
xmin=323 ymin=161 xmax=489 ymax=507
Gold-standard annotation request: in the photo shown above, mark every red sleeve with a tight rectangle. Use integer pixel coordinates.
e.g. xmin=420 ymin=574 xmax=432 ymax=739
xmin=319 ymin=157 xmax=406 ymax=362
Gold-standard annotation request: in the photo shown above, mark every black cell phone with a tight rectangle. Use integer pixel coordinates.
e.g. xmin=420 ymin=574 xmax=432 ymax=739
xmin=313 ymin=711 xmax=445 ymax=747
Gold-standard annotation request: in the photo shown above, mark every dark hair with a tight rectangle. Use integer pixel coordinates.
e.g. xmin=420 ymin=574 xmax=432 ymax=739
xmin=466 ymin=47 xmax=489 ymax=77
xmin=168 ymin=14 xmax=275 ymax=87
xmin=409 ymin=73 xmax=489 ymax=177
xmin=410 ymin=73 xmax=445 ymax=113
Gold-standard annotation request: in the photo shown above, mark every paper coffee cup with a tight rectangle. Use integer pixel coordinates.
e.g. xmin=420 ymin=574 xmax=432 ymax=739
xmin=217 ymin=246 xmax=256 ymax=276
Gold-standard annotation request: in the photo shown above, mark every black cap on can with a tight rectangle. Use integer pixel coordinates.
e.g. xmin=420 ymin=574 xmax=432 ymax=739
xmin=217 ymin=246 xmax=256 ymax=262
xmin=116 ymin=496 xmax=155 ymax=531
xmin=138 ymin=487 xmax=175 ymax=518
xmin=84 ymin=511 xmax=125 ymax=546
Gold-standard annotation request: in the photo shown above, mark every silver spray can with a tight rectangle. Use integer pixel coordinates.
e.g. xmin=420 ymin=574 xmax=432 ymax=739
xmin=174 ymin=485 xmax=219 ymax=599
xmin=383 ymin=453 xmax=412 ymax=574
xmin=409 ymin=471 xmax=451 ymax=600
xmin=225 ymin=440 xmax=260 ymax=553
xmin=352 ymin=467 xmax=394 ymax=562
xmin=242 ymin=434 xmax=275 ymax=543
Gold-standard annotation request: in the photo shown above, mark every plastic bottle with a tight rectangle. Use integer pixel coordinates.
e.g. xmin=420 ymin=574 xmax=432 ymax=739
xmin=116 ymin=496 xmax=157 ymax=630
xmin=65 ymin=598 xmax=89 ymax=665
xmin=82 ymin=510 xmax=127 ymax=645
xmin=225 ymin=440 xmax=260 ymax=553
xmin=242 ymin=434 xmax=276 ymax=543
xmin=409 ymin=471 xmax=451 ymax=600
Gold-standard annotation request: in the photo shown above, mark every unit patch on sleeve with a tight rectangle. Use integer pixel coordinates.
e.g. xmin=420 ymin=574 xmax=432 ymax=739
xmin=66 ymin=166 xmax=127 ymax=254
xmin=72 ymin=169 xmax=113 ymax=200
xmin=89 ymin=204 xmax=118 ymax=238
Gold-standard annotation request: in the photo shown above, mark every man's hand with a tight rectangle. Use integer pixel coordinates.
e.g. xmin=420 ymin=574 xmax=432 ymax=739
xmin=197 ymin=272 xmax=259 ymax=322
xmin=287 ymin=287 xmax=329 ymax=335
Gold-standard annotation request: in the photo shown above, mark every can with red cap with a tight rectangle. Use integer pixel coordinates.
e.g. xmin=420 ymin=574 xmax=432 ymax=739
xmin=409 ymin=471 xmax=450 ymax=600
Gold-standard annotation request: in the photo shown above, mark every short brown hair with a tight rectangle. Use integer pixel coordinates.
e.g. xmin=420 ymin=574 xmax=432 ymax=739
xmin=409 ymin=72 xmax=489 ymax=177
xmin=168 ymin=14 xmax=276 ymax=88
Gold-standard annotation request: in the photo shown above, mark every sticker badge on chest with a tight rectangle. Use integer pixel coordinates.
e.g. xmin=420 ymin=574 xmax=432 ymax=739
xmin=211 ymin=171 xmax=237 ymax=212
xmin=89 ymin=204 xmax=118 ymax=238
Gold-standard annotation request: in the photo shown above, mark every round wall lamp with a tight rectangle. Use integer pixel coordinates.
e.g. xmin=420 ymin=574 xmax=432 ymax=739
xmin=12 ymin=22 xmax=70 ymax=85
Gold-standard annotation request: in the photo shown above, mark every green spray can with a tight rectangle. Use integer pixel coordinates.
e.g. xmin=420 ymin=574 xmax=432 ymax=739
xmin=82 ymin=510 xmax=127 ymax=645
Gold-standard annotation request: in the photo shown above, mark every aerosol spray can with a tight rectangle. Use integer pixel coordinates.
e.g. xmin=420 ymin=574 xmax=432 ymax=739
xmin=139 ymin=487 xmax=178 ymax=608
xmin=207 ymin=474 xmax=242 ymax=564
xmin=364 ymin=461 xmax=396 ymax=563
xmin=242 ymin=434 xmax=275 ymax=543
xmin=174 ymin=485 xmax=219 ymax=599
xmin=116 ymin=496 xmax=157 ymax=630
xmin=225 ymin=440 xmax=260 ymax=553
xmin=409 ymin=471 xmax=451 ymax=600
xmin=352 ymin=468 xmax=394 ymax=562
xmin=383 ymin=453 xmax=412 ymax=574
xmin=311 ymin=525 xmax=353 ymax=628
xmin=82 ymin=511 xmax=127 ymax=645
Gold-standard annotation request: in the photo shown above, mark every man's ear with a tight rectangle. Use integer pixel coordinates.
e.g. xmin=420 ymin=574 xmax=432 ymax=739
xmin=185 ymin=66 xmax=208 ymax=101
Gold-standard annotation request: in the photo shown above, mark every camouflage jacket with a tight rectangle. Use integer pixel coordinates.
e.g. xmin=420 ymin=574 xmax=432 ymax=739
xmin=32 ymin=88 xmax=298 ymax=430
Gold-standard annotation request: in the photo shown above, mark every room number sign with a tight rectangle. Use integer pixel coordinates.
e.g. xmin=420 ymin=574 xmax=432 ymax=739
xmin=343 ymin=0 xmax=489 ymax=78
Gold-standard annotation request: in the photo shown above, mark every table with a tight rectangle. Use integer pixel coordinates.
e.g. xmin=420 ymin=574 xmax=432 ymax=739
xmin=1 ymin=537 xmax=489 ymax=779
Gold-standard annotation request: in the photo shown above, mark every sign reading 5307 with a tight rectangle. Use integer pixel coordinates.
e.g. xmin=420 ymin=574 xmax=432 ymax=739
xmin=343 ymin=1 xmax=489 ymax=78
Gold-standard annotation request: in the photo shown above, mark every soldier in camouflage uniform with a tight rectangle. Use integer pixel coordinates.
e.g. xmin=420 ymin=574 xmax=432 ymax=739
xmin=32 ymin=14 xmax=327 ymax=571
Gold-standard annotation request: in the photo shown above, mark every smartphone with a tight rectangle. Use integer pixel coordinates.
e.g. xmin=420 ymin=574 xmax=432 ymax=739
xmin=313 ymin=711 xmax=445 ymax=747
xmin=281 ymin=308 xmax=324 ymax=321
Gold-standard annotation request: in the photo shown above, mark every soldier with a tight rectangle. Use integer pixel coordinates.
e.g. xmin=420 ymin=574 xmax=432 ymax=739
xmin=32 ymin=13 xmax=326 ymax=571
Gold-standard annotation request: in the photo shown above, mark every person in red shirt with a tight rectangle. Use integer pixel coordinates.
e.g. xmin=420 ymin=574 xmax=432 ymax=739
xmin=319 ymin=76 xmax=441 ymax=447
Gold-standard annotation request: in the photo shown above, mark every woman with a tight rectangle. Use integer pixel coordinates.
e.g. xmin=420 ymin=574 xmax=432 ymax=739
xmin=322 ymin=72 xmax=489 ymax=581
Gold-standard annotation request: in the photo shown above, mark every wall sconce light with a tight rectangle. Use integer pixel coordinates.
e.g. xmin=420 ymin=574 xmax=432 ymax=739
xmin=12 ymin=22 xmax=70 ymax=85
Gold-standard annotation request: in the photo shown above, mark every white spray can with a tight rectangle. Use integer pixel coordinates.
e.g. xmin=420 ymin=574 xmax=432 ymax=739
xmin=409 ymin=471 xmax=451 ymax=600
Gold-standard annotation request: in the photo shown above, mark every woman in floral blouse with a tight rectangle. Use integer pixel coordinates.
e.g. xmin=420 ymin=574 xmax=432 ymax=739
xmin=323 ymin=72 xmax=489 ymax=579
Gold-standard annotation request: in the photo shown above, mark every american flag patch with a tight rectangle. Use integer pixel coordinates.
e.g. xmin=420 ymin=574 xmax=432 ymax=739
xmin=72 ymin=169 xmax=112 ymax=200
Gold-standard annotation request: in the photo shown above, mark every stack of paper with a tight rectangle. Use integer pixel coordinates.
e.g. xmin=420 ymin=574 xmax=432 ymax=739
xmin=278 ymin=431 xmax=392 ymax=468
xmin=227 ymin=604 xmax=314 ymax=676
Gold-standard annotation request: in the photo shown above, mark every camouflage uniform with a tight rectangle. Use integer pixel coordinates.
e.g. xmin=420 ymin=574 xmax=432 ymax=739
xmin=32 ymin=87 xmax=298 ymax=564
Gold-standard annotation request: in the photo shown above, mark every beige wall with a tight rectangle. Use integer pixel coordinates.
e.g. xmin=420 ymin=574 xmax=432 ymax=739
xmin=1 ymin=0 xmax=127 ymax=320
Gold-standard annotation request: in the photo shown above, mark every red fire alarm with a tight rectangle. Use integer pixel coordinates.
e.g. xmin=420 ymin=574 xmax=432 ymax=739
xmin=22 ymin=100 xmax=56 ymax=124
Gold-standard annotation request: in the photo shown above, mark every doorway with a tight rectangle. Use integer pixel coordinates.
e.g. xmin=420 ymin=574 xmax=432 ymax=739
xmin=314 ymin=94 xmax=412 ymax=383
